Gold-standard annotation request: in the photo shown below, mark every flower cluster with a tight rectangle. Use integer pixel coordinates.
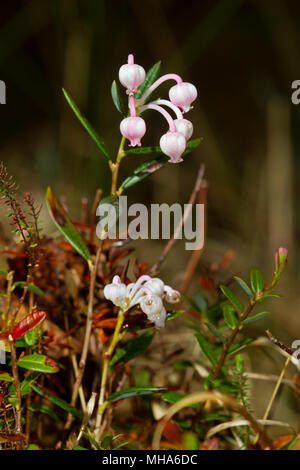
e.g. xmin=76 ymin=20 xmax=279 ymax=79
xmin=103 ymin=274 xmax=180 ymax=328
xmin=119 ymin=54 xmax=197 ymax=163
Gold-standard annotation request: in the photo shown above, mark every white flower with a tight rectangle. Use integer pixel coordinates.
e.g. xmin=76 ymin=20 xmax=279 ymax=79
xmin=103 ymin=274 xmax=180 ymax=329
xmin=169 ymin=82 xmax=198 ymax=113
xmin=145 ymin=278 xmax=165 ymax=296
xmin=103 ymin=275 xmax=127 ymax=307
xmin=174 ymin=118 xmax=193 ymax=140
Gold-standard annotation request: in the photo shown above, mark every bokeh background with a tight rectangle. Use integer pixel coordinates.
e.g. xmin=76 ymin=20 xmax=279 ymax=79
xmin=0 ymin=0 xmax=300 ymax=430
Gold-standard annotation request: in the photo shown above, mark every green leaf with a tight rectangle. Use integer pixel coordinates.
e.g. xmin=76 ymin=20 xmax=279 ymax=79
xmin=18 ymin=354 xmax=59 ymax=373
xmin=194 ymin=292 xmax=208 ymax=312
xmin=109 ymin=331 xmax=154 ymax=367
xmin=205 ymin=322 xmax=226 ymax=344
xmin=166 ymin=310 xmax=184 ymax=322
xmin=0 ymin=372 xmax=13 ymax=383
xmin=220 ymin=285 xmax=244 ymax=312
xmin=12 ymin=282 xmax=44 ymax=297
xmin=26 ymin=444 xmax=40 ymax=450
xmin=250 ymin=269 xmax=264 ymax=294
xmin=227 ymin=338 xmax=254 ymax=356
xmin=62 ymin=88 xmax=110 ymax=160
xmin=234 ymin=276 xmax=254 ymax=299
xmin=46 ymin=187 xmax=92 ymax=270
xmin=195 ymin=331 xmax=218 ymax=366
xmin=182 ymin=431 xmax=199 ymax=450
xmin=31 ymin=384 xmax=83 ymax=420
xmin=242 ymin=312 xmax=269 ymax=325
xmin=111 ymin=80 xmax=127 ymax=116
xmin=73 ymin=446 xmax=88 ymax=450
xmin=0 ymin=269 xmax=8 ymax=275
xmin=120 ymin=139 xmax=202 ymax=191
xmin=134 ymin=61 xmax=161 ymax=100
xmin=24 ymin=326 xmax=40 ymax=346
xmin=28 ymin=403 xmax=59 ymax=421
xmin=108 ymin=386 xmax=166 ymax=403
xmin=96 ymin=194 xmax=120 ymax=239
xmin=223 ymin=304 xmax=238 ymax=329
xmin=161 ymin=392 xmax=199 ymax=409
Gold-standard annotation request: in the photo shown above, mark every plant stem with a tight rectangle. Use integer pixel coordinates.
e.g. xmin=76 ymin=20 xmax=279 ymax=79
xmin=149 ymin=164 xmax=205 ymax=275
xmin=9 ymin=335 xmax=22 ymax=436
xmin=110 ymin=136 xmax=126 ymax=195
xmin=211 ymin=270 xmax=285 ymax=384
xmin=95 ymin=307 xmax=125 ymax=442
xmin=211 ymin=300 xmax=256 ymax=383
xmin=65 ymin=242 xmax=103 ymax=430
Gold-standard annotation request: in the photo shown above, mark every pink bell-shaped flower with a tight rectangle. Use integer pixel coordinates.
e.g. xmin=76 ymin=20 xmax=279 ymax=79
xmin=159 ymin=131 xmax=186 ymax=163
xmin=174 ymin=118 xmax=193 ymax=140
xmin=120 ymin=116 xmax=146 ymax=147
xmin=119 ymin=62 xmax=146 ymax=93
xmin=169 ymin=82 xmax=197 ymax=112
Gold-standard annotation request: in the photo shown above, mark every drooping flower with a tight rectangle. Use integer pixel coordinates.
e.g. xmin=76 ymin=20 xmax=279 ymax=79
xmin=120 ymin=116 xmax=146 ymax=147
xmin=119 ymin=54 xmax=146 ymax=94
xmin=103 ymin=274 xmax=180 ymax=328
xmin=159 ymin=131 xmax=186 ymax=163
xmin=174 ymin=118 xmax=193 ymax=140
xmin=169 ymin=82 xmax=198 ymax=112
xmin=103 ymin=275 xmax=127 ymax=307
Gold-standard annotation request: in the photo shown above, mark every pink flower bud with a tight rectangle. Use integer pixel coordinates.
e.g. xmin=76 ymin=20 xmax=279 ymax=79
xmin=119 ymin=63 xmax=146 ymax=93
xmin=275 ymin=247 xmax=288 ymax=271
xmin=174 ymin=118 xmax=193 ymax=140
xmin=169 ymin=82 xmax=197 ymax=112
xmin=120 ymin=116 xmax=146 ymax=147
xmin=159 ymin=131 xmax=186 ymax=163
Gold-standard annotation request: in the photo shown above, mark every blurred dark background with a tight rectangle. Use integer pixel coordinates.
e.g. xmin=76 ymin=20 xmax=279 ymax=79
xmin=0 ymin=0 xmax=299 ymax=348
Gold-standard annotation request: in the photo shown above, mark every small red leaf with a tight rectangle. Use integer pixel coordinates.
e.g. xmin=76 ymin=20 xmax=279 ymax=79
xmin=163 ymin=419 xmax=183 ymax=444
xmin=12 ymin=309 xmax=47 ymax=340
xmin=200 ymin=438 xmax=219 ymax=450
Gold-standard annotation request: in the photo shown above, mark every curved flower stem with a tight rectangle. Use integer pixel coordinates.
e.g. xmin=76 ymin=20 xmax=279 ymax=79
xmin=95 ymin=307 xmax=126 ymax=442
xmin=151 ymin=99 xmax=183 ymax=120
xmin=110 ymin=136 xmax=126 ymax=195
xmin=140 ymin=103 xmax=176 ymax=133
xmin=139 ymin=73 xmax=182 ymax=104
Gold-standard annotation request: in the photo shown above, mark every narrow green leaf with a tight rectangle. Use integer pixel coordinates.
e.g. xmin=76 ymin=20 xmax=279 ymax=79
xmin=220 ymin=285 xmax=244 ymax=312
xmin=250 ymin=269 xmax=264 ymax=294
xmin=12 ymin=282 xmax=44 ymax=297
xmin=234 ymin=276 xmax=254 ymax=299
xmin=120 ymin=139 xmax=202 ymax=191
xmin=28 ymin=403 xmax=59 ymax=422
xmin=62 ymin=88 xmax=110 ymax=160
xmin=0 ymin=372 xmax=13 ymax=383
xmin=223 ymin=304 xmax=238 ymax=329
xmin=18 ymin=354 xmax=59 ymax=373
xmin=108 ymin=386 xmax=166 ymax=403
xmin=195 ymin=331 xmax=218 ymax=366
xmin=166 ymin=310 xmax=184 ymax=322
xmin=109 ymin=331 xmax=154 ymax=367
xmin=46 ymin=186 xmax=92 ymax=269
xmin=205 ymin=322 xmax=226 ymax=344
xmin=242 ymin=312 xmax=269 ymax=325
xmin=227 ymin=338 xmax=254 ymax=356
xmin=161 ymin=392 xmax=199 ymax=409
xmin=111 ymin=80 xmax=127 ymax=116
xmin=134 ymin=61 xmax=161 ymax=100
xmin=31 ymin=384 xmax=83 ymax=420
